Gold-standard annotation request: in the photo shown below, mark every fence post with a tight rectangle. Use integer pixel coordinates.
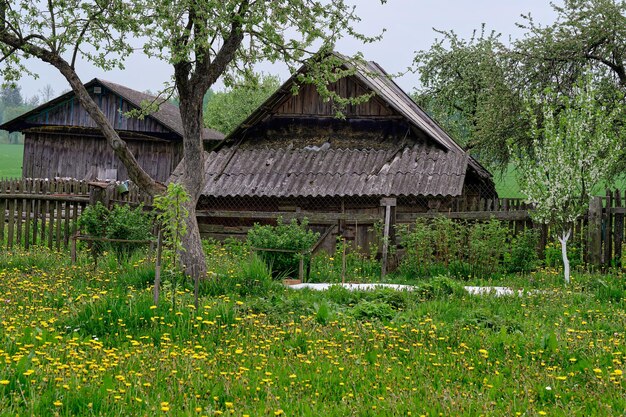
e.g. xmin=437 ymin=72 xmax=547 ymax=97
xmin=298 ymin=252 xmax=304 ymax=282
xmin=606 ymin=189 xmax=613 ymax=267
xmin=70 ymin=232 xmax=77 ymax=264
xmin=380 ymin=197 xmax=397 ymax=279
xmin=588 ymin=196 xmax=603 ymax=268
xmin=615 ymin=189 xmax=623 ymax=268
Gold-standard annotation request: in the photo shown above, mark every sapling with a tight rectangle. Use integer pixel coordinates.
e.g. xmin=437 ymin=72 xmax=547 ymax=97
xmin=511 ymin=76 xmax=623 ymax=283
xmin=153 ymin=183 xmax=191 ymax=308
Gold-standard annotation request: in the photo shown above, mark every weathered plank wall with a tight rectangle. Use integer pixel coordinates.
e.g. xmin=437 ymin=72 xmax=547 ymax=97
xmin=275 ymin=76 xmax=394 ymax=117
xmin=24 ymin=89 xmax=170 ymax=134
xmin=22 ymin=131 xmax=183 ymax=182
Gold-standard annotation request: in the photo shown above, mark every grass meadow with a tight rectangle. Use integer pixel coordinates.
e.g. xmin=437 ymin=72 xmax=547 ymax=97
xmin=1 ymin=243 xmax=626 ymax=416
xmin=0 ymin=144 xmax=23 ymax=178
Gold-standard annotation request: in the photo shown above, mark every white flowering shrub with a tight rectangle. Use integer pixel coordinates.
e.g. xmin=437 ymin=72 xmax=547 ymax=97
xmin=511 ymin=77 xmax=623 ymax=283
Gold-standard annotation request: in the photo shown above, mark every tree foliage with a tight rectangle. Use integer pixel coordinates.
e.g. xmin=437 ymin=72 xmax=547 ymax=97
xmin=514 ymin=0 xmax=626 ymax=95
xmin=204 ymin=75 xmax=280 ymax=135
xmin=413 ymin=27 xmax=526 ymax=169
xmin=511 ymin=77 xmax=623 ymax=283
xmin=414 ymin=1 xmax=626 ymax=171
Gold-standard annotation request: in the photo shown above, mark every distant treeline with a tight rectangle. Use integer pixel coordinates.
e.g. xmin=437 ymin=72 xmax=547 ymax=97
xmin=0 ymin=84 xmax=55 ymax=144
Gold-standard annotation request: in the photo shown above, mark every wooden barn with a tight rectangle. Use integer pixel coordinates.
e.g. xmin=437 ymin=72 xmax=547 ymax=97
xmin=0 ymin=79 xmax=224 ymax=183
xmin=172 ymin=53 xmax=496 ymax=252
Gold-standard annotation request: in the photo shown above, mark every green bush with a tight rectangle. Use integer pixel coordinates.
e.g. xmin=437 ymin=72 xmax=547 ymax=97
xmin=415 ymin=275 xmax=463 ymax=300
xmin=545 ymin=239 xmax=583 ymax=270
xmin=505 ymin=229 xmax=540 ymax=273
xmin=350 ymin=299 xmax=396 ymax=321
xmin=246 ymin=217 xmax=319 ymax=278
xmin=397 ymin=217 xmax=541 ymax=279
xmin=467 ymin=219 xmax=509 ymax=277
xmin=106 ymin=205 xmax=153 ymax=262
xmin=78 ymin=202 xmax=153 ymax=264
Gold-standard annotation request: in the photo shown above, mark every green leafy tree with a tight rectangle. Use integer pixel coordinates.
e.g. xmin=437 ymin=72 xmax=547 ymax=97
xmin=510 ymin=77 xmax=622 ymax=284
xmin=414 ymin=1 xmax=626 ymax=172
xmin=515 ymin=0 xmax=626 ymax=95
xmin=0 ymin=0 xmax=385 ymax=284
xmin=204 ymin=75 xmax=280 ymax=135
xmin=413 ymin=26 xmax=526 ymax=170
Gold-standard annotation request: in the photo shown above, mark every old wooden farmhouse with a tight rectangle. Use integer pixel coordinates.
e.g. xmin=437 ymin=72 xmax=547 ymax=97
xmin=1 ymin=79 xmax=224 ymax=183
xmin=171 ymin=54 xmax=496 ymax=250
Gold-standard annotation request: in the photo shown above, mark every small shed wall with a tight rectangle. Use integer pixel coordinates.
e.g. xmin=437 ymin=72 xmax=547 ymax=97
xmin=22 ymin=131 xmax=183 ymax=182
xmin=23 ymin=89 xmax=170 ymax=135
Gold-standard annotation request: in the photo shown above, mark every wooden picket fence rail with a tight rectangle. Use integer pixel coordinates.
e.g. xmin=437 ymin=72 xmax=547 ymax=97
xmin=0 ymin=177 xmax=624 ymax=269
xmin=0 ymin=178 xmax=152 ymax=251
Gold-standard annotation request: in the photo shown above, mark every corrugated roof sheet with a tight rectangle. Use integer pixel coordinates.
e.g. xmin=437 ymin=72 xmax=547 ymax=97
xmin=172 ymin=142 xmax=468 ymax=198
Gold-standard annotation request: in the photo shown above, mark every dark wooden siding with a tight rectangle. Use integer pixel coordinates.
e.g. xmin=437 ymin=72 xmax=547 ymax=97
xmin=23 ymin=89 xmax=170 ymax=134
xmin=275 ymin=76 xmax=394 ymax=117
xmin=22 ymin=131 xmax=182 ymax=183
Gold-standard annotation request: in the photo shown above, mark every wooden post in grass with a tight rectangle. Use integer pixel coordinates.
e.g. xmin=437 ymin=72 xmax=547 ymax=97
xmin=70 ymin=232 xmax=78 ymax=264
xmin=341 ymin=237 xmax=347 ymax=284
xmin=154 ymin=228 xmax=163 ymax=305
xmin=298 ymin=252 xmax=305 ymax=282
xmin=380 ymin=197 xmax=397 ymax=279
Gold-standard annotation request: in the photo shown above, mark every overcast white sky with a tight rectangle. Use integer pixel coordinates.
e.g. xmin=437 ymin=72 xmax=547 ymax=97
xmin=16 ymin=0 xmax=559 ymax=100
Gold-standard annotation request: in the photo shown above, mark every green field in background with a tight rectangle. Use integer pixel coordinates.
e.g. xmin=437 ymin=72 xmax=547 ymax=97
xmin=0 ymin=144 xmax=23 ymax=178
xmin=493 ymin=165 xmax=626 ymax=199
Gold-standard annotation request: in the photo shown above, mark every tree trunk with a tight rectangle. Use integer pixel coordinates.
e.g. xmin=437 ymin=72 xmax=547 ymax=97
xmin=176 ymin=78 xmax=209 ymax=306
xmin=179 ymin=199 xmax=206 ymax=296
xmin=558 ymin=228 xmax=571 ymax=284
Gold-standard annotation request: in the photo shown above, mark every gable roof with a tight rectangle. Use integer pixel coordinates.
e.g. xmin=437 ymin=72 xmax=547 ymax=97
xmin=226 ymin=53 xmax=490 ymax=179
xmin=171 ymin=53 xmax=496 ymax=199
xmin=0 ymin=78 xmax=225 ymax=141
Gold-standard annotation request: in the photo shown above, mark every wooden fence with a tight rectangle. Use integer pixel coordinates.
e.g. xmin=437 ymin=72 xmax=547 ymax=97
xmin=0 ymin=178 xmax=623 ymax=269
xmin=0 ymin=178 xmax=150 ymax=251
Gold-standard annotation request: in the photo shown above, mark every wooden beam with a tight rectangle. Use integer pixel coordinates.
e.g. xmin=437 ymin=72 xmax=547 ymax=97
xmin=0 ymin=194 xmax=89 ymax=202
